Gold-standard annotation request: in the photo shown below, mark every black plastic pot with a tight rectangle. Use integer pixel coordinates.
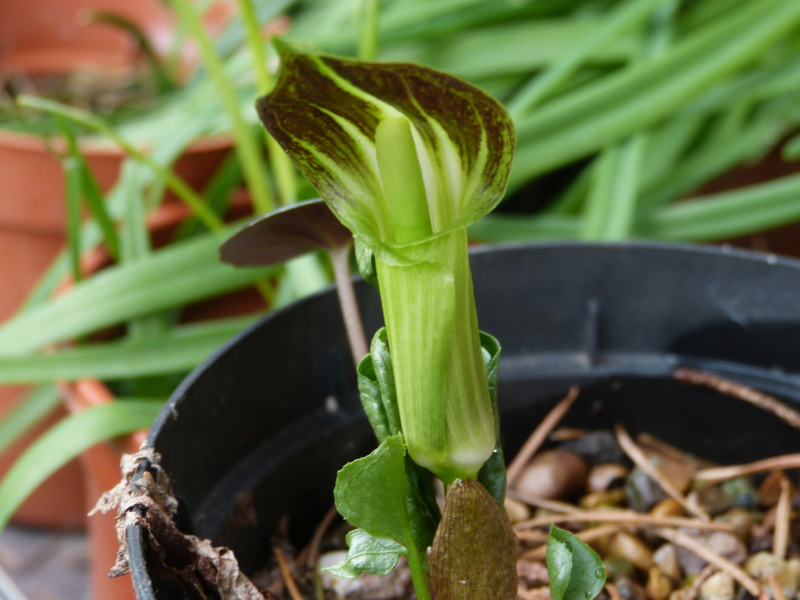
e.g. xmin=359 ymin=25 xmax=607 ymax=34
xmin=129 ymin=242 xmax=800 ymax=599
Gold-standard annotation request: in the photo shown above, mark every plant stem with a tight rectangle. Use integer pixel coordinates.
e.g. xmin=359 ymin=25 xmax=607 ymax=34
xmin=355 ymin=0 xmax=380 ymax=61
xmin=329 ymin=245 xmax=368 ymax=367
xmin=403 ymin=515 xmax=433 ymax=600
xmin=236 ymin=0 xmax=298 ymax=205
xmin=170 ymin=0 xmax=275 ymax=215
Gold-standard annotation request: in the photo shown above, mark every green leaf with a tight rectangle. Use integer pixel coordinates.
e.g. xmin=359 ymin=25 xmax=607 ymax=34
xmin=257 ymin=39 xmax=515 ymax=254
xmin=509 ymin=0 xmax=800 ymax=188
xmin=333 ymin=434 xmax=436 ymax=593
xmin=0 ymin=317 xmax=255 ymax=384
xmin=57 ymin=119 xmax=120 ymax=261
xmin=63 ymin=156 xmax=84 ymax=284
xmin=357 ymin=329 xmax=401 ymax=443
xmin=323 ymin=529 xmax=404 ymax=578
xmin=546 ymin=525 xmax=606 ymax=600
xmin=0 ymin=400 xmax=164 ymax=531
xmin=169 ymin=0 xmax=275 ymax=214
xmin=334 ymin=435 xmax=410 ymax=543
xmin=0 ymin=224 xmax=274 ymax=356
xmin=354 ymin=241 xmax=378 ymax=288
xmin=547 ymin=530 xmax=573 ymax=600
xmin=0 ymin=386 xmax=61 ymax=456
xmin=477 ymin=331 xmax=505 ymax=506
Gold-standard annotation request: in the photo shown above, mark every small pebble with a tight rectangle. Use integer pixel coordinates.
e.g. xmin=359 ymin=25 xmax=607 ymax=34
xmin=675 ymin=532 xmax=745 ymax=576
xmin=604 ymin=556 xmax=637 ymax=580
xmin=687 ymin=486 xmax=732 ymax=516
xmin=580 ymin=488 xmax=627 ymax=510
xmin=615 ymin=575 xmax=648 ymax=600
xmin=516 ymin=450 xmax=588 ymax=500
xmin=646 ymin=566 xmax=674 ymax=600
xmin=626 ymin=467 xmax=668 ymax=512
xmin=650 ymin=498 xmax=685 ymax=520
xmin=505 ymin=496 xmax=531 ymax=524
xmin=715 ymin=507 xmax=752 ymax=542
xmin=758 ymin=471 xmax=791 ymax=507
xmin=562 ymin=431 xmax=627 ymax=466
xmin=745 ymin=552 xmax=798 ymax=599
xmin=720 ymin=478 xmax=758 ymax=509
xmin=698 ymin=571 xmax=735 ymax=600
xmin=652 ymin=543 xmax=682 ymax=582
xmin=652 ymin=458 xmax=693 ymax=495
xmin=608 ymin=532 xmax=654 ymax=572
xmin=587 ymin=463 xmax=629 ymax=494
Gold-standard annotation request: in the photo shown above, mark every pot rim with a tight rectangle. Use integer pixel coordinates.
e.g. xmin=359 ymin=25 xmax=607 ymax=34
xmin=143 ymin=239 xmax=800 ymax=447
xmin=0 ymin=128 xmax=234 ymax=157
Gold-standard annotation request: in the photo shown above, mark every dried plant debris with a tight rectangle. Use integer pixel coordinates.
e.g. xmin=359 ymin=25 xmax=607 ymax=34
xmin=98 ymin=448 xmax=264 ymax=600
xmin=109 ymin=371 xmax=800 ymax=600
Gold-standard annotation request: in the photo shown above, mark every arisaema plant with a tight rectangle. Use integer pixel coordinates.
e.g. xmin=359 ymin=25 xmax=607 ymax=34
xmin=230 ymin=39 xmax=607 ymax=600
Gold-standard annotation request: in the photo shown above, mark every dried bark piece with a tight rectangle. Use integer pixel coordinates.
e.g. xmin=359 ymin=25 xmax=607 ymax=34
xmin=430 ymin=479 xmax=517 ymax=600
xmin=96 ymin=448 xmax=264 ymax=600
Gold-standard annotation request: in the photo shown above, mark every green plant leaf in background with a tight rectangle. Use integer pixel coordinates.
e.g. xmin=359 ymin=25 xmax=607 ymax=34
xmin=0 ymin=386 xmax=61 ymax=457
xmin=0 ymin=317 xmax=255 ymax=384
xmin=0 ymin=400 xmax=164 ymax=530
xmin=0 ymin=225 xmax=274 ymax=356
xmin=546 ymin=525 xmax=606 ymax=600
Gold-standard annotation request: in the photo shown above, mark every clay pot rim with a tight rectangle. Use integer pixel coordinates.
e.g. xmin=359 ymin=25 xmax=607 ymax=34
xmin=0 ymin=128 xmax=234 ymax=157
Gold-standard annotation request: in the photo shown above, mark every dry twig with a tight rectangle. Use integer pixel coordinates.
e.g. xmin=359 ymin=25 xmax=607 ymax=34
xmin=508 ymin=490 xmax=581 ymax=514
xmin=616 ymin=424 xmax=709 ymax=521
xmin=695 ymin=454 xmax=800 ymax=483
xmin=304 ymin=505 xmax=339 ymax=569
xmin=683 ymin=565 xmax=717 ymax=600
xmin=514 ymin=510 xmax=733 ymax=532
xmin=768 ymin=574 xmax=788 ymax=600
xmin=507 ymin=387 xmax=579 ymax=485
xmin=653 ymin=528 xmax=761 ymax=596
xmin=773 ymin=475 xmax=791 ymax=560
xmin=605 ymin=582 xmax=623 ymax=600
xmin=273 ymin=546 xmax=306 ymax=600
xmin=637 ymin=433 xmax=716 ymax=469
xmin=673 ymin=368 xmax=800 ymax=430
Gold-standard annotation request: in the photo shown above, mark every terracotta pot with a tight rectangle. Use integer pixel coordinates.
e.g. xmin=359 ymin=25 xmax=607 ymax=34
xmin=0 ymin=0 xmax=236 ymax=234
xmin=0 ymin=196 xmax=88 ymax=529
xmin=0 ymin=0 xmax=236 ymax=531
xmin=60 ymin=379 xmax=145 ymax=600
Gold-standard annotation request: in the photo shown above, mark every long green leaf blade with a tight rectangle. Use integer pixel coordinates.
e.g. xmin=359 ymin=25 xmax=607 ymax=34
xmin=0 ymin=386 xmax=61 ymax=456
xmin=0 ymin=400 xmax=164 ymax=530
xmin=0 ymin=226 xmax=274 ymax=356
xmin=510 ymin=0 xmax=800 ymax=187
xmin=0 ymin=318 xmax=255 ymax=383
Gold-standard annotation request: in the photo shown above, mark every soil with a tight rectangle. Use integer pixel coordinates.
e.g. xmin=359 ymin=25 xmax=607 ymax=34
xmin=204 ymin=369 xmax=800 ymax=600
